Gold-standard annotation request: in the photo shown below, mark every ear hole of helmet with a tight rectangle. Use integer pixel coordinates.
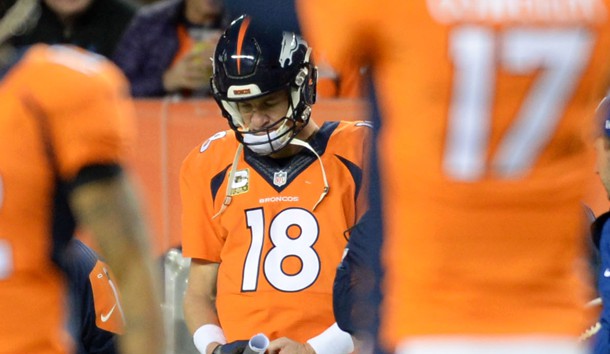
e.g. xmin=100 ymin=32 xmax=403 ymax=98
xmin=292 ymin=62 xmax=317 ymax=122
xmin=295 ymin=67 xmax=308 ymax=86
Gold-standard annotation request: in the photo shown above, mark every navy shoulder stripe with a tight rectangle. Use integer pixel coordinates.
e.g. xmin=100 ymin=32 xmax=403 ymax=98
xmin=336 ymin=155 xmax=362 ymax=202
xmin=211 ymin=164 xmax=232 ymax=203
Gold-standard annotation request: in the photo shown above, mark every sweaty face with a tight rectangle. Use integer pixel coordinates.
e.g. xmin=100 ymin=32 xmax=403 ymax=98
xmin=236 ymin=90 xmax=291 ymax=133
xmin=44 ymin=0 xmax=92 ymax=18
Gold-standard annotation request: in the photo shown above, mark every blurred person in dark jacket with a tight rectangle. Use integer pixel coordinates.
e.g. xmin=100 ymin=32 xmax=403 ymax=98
xmin=8 ymin=0 xmax=137 ymax=58
xmin=113 ymin=0 xmax=226 ymax=98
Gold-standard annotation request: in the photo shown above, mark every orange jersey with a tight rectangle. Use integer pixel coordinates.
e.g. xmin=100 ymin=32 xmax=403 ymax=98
xmin=0 ymin=44 xmax=134 ymax=354
xmin=314 ymin=49 xmax=364 ymax=98
xmin=181 ymin=121 xmax=370 ymax=341
xmin=298 ymin=0 xmax=610 ymax=348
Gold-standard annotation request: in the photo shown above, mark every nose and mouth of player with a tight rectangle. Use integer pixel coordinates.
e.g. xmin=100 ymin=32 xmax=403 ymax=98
xmin=243 ymin=114 xmax=291 ymax=137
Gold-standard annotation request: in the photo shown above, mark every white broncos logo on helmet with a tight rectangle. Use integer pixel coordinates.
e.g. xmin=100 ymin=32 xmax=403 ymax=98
xmin=278 ymin=32 xmax=306 ymax=68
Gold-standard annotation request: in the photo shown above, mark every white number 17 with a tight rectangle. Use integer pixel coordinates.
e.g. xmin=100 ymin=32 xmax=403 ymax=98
xmin=443 ymin=27 xmax=593 ymax=181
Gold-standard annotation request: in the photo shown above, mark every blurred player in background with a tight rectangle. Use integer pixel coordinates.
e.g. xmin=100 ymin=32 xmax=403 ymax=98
xmin=299 ymin=1 xmax=610 ymax=354
xmin=65 ymin=239 xmax=123 ymax=354
xmin=180 ymin=15 xmax=369 ymax=354
xmin=0 ymin=1 xmax=164 ymax=353
xmin=589 ymin=96 xmax=610 ymax=354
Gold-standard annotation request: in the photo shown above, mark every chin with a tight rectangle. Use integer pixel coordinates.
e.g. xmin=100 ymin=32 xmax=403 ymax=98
xmin=45 ymin=0 xmax=92 ymax=16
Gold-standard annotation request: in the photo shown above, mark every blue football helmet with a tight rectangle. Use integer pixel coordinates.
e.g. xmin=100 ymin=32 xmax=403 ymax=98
xmin=211 ymin=15 xmax=317 ymax=155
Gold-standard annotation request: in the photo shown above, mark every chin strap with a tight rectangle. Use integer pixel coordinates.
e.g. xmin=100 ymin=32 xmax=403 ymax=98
xmin=289 ymin=138 xmax=329 ymax=211
xmin=212 ymin=143 xmax=243 ymax=219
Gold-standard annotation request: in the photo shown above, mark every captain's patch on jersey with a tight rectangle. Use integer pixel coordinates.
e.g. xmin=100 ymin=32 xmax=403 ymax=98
xmin=230 ymin=169 xmax=250 ymax=196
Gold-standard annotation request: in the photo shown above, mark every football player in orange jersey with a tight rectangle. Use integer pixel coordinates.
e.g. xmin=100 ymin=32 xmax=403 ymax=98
xmin=298 ymin=1 xmax=610 ymax=354
xmin=0 ymin=1 xmax=164 ymax=354
xmin=180 ymin=15 xmax=370 ymax=354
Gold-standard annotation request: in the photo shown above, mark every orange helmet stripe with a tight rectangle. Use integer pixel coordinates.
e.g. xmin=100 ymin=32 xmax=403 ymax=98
xmin=236 ymin=17 xmax=251 ymax=74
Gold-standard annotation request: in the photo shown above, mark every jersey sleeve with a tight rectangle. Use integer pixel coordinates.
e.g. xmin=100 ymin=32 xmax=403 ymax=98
xmin=180 ymin=144 xmax=226 ymax=262
xmin=89 ymin=259 xmax=124 ymax=335
xmin=64 ymin=240 xmax=120 ymax=354
xmin=22 ymin=45 xmax=136 ymax=181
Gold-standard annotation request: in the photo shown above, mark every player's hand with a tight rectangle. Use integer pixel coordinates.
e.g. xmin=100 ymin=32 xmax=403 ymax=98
xmin=162 ymin=51 xmax=211 ymax=92
xmin=212 ymin=340 xmax=249 ymax=354
xmin=267 ymin=337 xmax=316 ymax=354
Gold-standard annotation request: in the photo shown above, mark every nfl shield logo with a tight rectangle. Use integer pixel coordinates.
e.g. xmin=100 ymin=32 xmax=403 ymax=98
xmin=273 ymin=170 xmax=287 ymax=187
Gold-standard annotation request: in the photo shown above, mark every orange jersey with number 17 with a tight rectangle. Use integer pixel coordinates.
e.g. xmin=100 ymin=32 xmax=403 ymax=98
xmin=299 ymin=0 xmax=610 ymax=349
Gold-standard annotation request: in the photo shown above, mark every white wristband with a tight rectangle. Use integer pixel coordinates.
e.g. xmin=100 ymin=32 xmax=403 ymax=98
xmin=307 ymin=323 xmax=354 ymax=354
xmin=193 ymin=324 xmax=227 ymax=354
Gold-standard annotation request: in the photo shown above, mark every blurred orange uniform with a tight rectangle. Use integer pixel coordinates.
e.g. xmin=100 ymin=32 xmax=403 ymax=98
xmin=0 ymin=44 xmax=134 ymax=354
xmin=313 ymin=49 xmax=364 ymax=98
xmin=181 ymin=121 xmax=370 ymax=341
xmin=299 ymin=0 xmax=610 ymax=350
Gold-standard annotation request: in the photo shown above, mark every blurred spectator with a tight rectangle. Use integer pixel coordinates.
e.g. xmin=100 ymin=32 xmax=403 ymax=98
xmin=113 ymin=0 xmax=226 ymax=98
xmin=8 ymin=0 xmax=137 ymax=58
xmin=224 ymin=0 xmax=300 ymax=34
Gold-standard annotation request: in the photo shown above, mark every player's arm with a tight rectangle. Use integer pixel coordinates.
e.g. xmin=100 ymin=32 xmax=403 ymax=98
xmin=184 ymin=259 xmax=235 ymax=354
xmin=69 ymin=166 xmax=164 ymax=354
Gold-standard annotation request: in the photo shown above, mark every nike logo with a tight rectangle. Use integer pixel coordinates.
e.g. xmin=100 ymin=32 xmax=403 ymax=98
xmin=101 ymin=304 xmax=116 ymax=322
xmin=604 ymin=268 xmax=610 ymax=277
